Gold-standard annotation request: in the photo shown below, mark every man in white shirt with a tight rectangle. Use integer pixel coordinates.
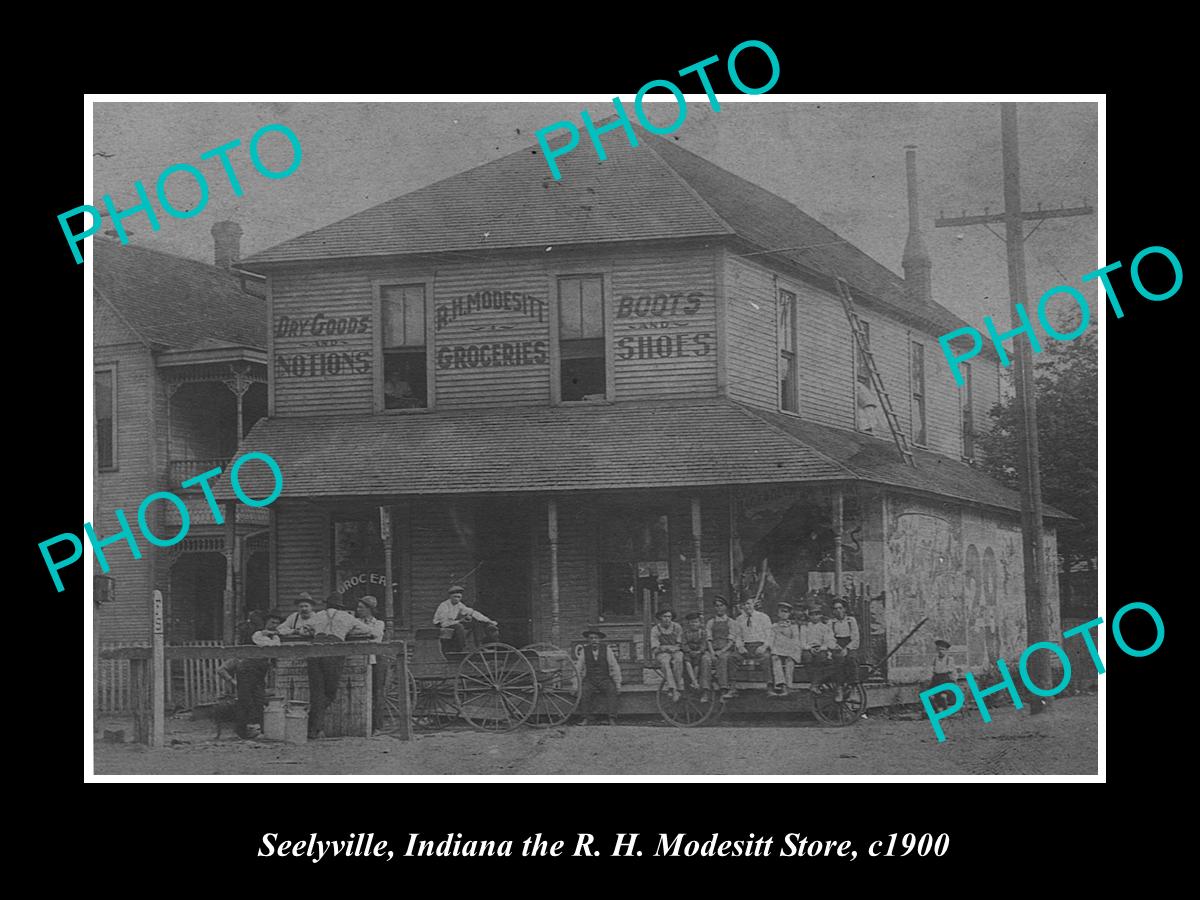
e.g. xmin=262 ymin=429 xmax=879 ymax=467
xmin=800 ymin=603 xmax=834 ymax=688
xmin=730 ymin=597 xmax=774 ymax=696
xmin=278 ymin=592 xmax=375 ymax=739
xmin=432 ymin=585 xmax=499 ymax=652
xmin=356 ymin=595 xmax=387 ymax=731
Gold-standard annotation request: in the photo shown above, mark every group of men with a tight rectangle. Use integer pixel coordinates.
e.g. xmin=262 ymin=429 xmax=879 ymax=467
xmin=219 ymin=591 xmax=386 ymax=740
xmin=650 ymin=596 xmax=861 ymax=702
xmin=574 ymin=595 xmax=862 ymax=724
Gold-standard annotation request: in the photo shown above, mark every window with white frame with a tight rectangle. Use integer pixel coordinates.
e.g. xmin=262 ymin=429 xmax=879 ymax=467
xmin=779 ymin=289 xmax=798 ymax=413
xmin=910 ymin=341 xmax=927 ymax=446
xmin=95 ymin=366 xmax=116 ymax=470
xmin=558 ymin=275 xmax=606 ymax=401
xmin=961 ymin=361 xmax=975 ymax=459
xmin=381 ymin=284 xmax=428 ymax=409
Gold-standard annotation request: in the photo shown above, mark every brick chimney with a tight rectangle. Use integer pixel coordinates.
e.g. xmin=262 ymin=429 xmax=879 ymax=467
xmin=901 ymin=146 xmax=933 ymax=305
xmin=211 ymin=220 xmax=243 ymax=269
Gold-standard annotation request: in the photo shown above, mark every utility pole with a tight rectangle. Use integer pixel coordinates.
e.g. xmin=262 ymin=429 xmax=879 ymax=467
xmin=934 ymin=103 xmax=1093 ymax=698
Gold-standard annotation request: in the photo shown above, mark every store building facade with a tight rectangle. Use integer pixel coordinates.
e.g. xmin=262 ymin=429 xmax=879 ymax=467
xmin=224 ymin=132 xmax=1065 ymax=684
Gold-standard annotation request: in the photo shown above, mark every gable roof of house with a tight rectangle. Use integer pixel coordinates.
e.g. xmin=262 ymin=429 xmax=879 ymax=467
xmin=94 ymin=237 xmax=266 ymax=351
xmin=240 ymin=128 xmax=966 ymax=333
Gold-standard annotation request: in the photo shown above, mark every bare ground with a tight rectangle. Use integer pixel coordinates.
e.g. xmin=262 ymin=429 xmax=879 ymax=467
xmin=91 ymin=693 xmax=1097 ymax=776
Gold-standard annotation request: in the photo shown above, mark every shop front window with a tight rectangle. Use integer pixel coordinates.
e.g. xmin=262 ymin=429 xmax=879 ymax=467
xmin=598 ymin=509 xmax=671 ymax=621
xmin=331 ymin=514 xmax=389 ymax=616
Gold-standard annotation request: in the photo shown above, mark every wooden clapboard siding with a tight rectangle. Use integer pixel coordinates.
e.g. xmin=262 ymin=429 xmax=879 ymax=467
xmin=865 ymin=314 xmax=914 ymax=440
xmin=610 ymin=246 xmax=718 ymax=400
xmin=270 ymin=270 xmax=375 ymax=417
xmin=923 ymin=335 xmax=961 ymax=459
xmin=724 ymin=252 xmax=779 ymax=410
xmin=432 ymin=259 xmax=551 ymax=408
xmin=789 ymin=275 xmax=856 ymax=430
xmin=266 ymin=244 xmax=719 ymax=415
xmin=93 ymin=342 xmax=156 ymax=643
xmin=273 ymin=500 xmax=331 ymax=606
xmin=406 ymin=498 xmax=476 ymax=627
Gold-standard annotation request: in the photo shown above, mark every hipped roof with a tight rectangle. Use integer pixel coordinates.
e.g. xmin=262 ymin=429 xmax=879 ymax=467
xmin=212 ymin=398 xmax=1069 ymax=520
xmin=241 ymin=129 xmax=968 ymax=334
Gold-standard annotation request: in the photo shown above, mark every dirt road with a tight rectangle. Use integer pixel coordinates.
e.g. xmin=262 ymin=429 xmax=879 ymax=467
xmin=92 ymin=694 xmax=1097 ymax=776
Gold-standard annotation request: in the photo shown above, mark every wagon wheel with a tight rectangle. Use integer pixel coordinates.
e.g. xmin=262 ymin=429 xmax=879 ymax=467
xmin=377 ymin=662 xmax=417 ymax=734
xmin=521 ymin=643 xmax=582 ymax=728
xmin=455 ymin=643 xmax=538 ymax=732
xmin=656 ymin=681 xmax=717 ymax=727
xmin=412 ymin=676 xmax=459 ymax=730
xmin=811 ymin=679 xmax=868 ymax=726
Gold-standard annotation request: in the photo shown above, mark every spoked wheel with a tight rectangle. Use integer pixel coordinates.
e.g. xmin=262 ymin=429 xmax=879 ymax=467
xmin=455 ymin=643 xmax=538 ymax=732
xmin=656 ymin=680 xmax=718 ymax=727
xmin=411 ymin=676 xmax=459 ymax=730
xmin=521 ymin=644 xmax=582 ymax=728
xmin=377 ymin=662 xmax=418 ymax=734
xmin=811 ymin=679 xmax=869 ymax=726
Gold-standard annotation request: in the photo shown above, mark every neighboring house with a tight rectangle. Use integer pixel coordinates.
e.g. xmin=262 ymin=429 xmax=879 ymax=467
xmin=221 ymin=131 xmax=1068 ymax=684
xmin=93 ymin=224 xmax=268 ymax=645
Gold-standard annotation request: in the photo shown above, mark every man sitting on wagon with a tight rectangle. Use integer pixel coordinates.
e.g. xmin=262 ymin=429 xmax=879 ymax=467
xmin=828 ymin=599 xmax=861 ymax=700
xmin=574 ymin=628 xmax=622 ymax=726
xmin=706 ymin=596 xmax=739 ymax=701
xmin=432 ymin=585 xmax=499 ymax=654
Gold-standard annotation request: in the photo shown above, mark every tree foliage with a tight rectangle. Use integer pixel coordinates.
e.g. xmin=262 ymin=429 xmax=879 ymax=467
xmin=974 ymin=329 xmax=1098 ymax=569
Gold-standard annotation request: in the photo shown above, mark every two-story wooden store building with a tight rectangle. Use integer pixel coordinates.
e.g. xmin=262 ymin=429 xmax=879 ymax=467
xmin=220 ymin=130 xmax=1064 ymax=684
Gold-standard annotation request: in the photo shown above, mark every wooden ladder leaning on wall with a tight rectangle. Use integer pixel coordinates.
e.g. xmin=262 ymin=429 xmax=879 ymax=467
xmin=833 ymin=275 xmax=916 ymax=468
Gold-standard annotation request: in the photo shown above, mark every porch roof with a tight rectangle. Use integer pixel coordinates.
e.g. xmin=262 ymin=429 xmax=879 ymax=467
xmin=213 ymin=399 xmax=1069 ymax=520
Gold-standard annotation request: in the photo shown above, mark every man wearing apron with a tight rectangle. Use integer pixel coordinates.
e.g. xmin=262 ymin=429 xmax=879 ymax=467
xmin=706 ymin=597 xmax=738 ymax=700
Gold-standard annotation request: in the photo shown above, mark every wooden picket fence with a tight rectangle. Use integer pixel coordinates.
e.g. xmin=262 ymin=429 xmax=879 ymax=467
xmin=98 ymin=641 xmax=231 ymax=713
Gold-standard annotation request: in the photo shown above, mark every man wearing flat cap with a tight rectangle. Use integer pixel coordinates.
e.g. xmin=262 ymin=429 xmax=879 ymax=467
xmin=574 ymin=628 xmax=622 ymax=725
xmin=278 ymin=591 xmax=375 ymax=738
xmin=432 ymin=585 xmax=499 ymax=654
xmin=769 ymin=602 xmax=804 ymax=696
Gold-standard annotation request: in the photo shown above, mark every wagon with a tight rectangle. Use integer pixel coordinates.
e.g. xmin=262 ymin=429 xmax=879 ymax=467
xmin=653 ymin=659 xmax=872 ymax=728
xmin=377 ymin=627 xmax=581 ymax=733
xmin=654 ymin=617 xmax=928 ymax=728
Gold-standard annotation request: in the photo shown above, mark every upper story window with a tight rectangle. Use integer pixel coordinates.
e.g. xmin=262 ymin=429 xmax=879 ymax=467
xmin=778 ymin=289 xmax=798 ymax=413
xmin=910 ymin=340 xmax=927 ymax=446
xmin=95 ymin=366 xmax=116 ymax=470
xmin=961 ymin=361 xmax=975 ymax=459
xmin=382 ymin=284 xmax=428 ymax=409
xmin=558 ymin=275 xmax=606 ymax=401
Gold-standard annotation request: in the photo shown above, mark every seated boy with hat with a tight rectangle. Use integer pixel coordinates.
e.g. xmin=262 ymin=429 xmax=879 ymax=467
xmin=650 ymin=608 xmax=686 ymax=702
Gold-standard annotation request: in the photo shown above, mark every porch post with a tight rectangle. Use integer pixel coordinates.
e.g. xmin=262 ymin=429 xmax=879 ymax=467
xmin=691 ymin=496 xmax=704 ymax=616
xmin=548 ymin=499 xmax=560 ymax=646
xmin=833 ymin=488 xmax=844 ymax=601
xmin=223 ymin=500 xmax=237 ymax=644
xmin=380 ymin=504 xmax=394 ymax=638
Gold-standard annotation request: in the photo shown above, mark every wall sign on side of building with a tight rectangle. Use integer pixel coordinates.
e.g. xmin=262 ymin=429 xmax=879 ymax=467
xmin=274 ymin=311 xmax=373 ymax=378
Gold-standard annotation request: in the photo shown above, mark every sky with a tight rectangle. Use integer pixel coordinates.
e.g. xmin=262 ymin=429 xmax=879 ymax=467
xmin=91 ymin=99 xmax=1098 ymax=328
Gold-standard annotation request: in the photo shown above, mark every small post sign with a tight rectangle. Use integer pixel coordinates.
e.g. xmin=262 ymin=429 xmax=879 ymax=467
xmin=151 ymin=589 xmax=165 ymax=749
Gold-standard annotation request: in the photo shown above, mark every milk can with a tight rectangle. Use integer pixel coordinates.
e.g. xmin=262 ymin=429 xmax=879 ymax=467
xmin=284 ymin=701 xmax=309 ymax=744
